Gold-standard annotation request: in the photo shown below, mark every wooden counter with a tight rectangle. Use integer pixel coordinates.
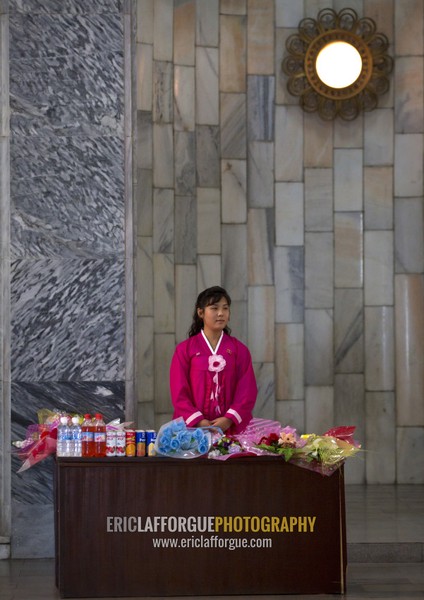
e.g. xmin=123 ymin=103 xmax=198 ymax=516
xmin=55 ymin=455 xmax=347 ymax=597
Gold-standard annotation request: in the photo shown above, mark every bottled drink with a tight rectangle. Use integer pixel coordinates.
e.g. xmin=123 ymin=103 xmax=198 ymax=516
xmin=64 ymin=417 xmax=73 ymax=456
xmin=56 ymin=416 xmax=69 ymax=457
xmin=81 ymin=414 xmax=94 ymax=457
xmin=93 ymin=413 xmax=106 ymax=457
xmin=71 ymin=416 xmax=82 ymax=457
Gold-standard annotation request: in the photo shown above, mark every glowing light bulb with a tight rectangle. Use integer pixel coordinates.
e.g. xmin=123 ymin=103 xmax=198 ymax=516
xmin=316 ymin=41 xmax=363 ymax=88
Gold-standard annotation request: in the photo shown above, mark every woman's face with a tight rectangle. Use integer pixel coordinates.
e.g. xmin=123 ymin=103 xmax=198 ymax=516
xmin=198 ymin=296 xmax=230 ymax=335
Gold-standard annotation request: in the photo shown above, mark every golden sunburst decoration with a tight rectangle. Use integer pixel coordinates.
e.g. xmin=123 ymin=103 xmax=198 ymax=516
xmin=282 ymin=8 xmax=394 ymax=121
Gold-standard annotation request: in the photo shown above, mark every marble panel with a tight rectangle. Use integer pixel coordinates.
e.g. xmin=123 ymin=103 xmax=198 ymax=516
xmin=275 ymin=400 xmax=305 ymax=433
xmin=136 ymin=316 xmax=154 ymax=402
xmin=174 ymin=65 xmax=195 ymax=131
xmin=136 ymin=236 xmax=153 ymax=316
xmin=305 ymin=309 xmax=333 ymax=385
xmin=365 ymin=306 xmax=395 ymax=392
xmin=397 ymin=427 xmax=424 ymax=484
xmin=275 ymin=105 xmax=303 ymax=181
xmin=228 ymin=299 xmax=247 ymax=343
xmin=305 ymin=232 xmax=333 ymax=309
xmin=304 ymin=168 xmax=333 ymax=232
xmin=153 ymin=253 xmax=174 ymax=333
xmin=395 ymin=57 xmax=424 ymax=134
xmin=153 ymin=123 xmax=174 ymax=187
xmin=154 ymin=333 xmax=175 ymax=413
xmin=247 ymin=208 xmax=274 ymax=285
xmin=334 ymin=113 xmax=363 ymax=149
xmin=197 ymin=255 xmax=222 ymax=294
xmin=364 ymin=0 xmax=394 ymax=45
xmin=137 ymin=110 xmax=153 ymax=170
xmin=196 ymin=0 xmax=219 ymax=47
xmin=153 ymin=0 xmax=173 ymax=61
xmin=175 ymin=195 xmax=196 ymax=264
xmin=248 ymin=285 xmax=274 ymax=362
xmin=222 ymin=224 xmax=247 ymax=301
xmin=394 ymin=0 xmax=424 ymax=56
xmin=197 ymin=187 xmax=221 ymax=254
xmin=137 ymin=0 xmax=154 ymax=44
xmin=334 ymin=149 xmax=363 ymax=211
xmin=304 ymin=112 xmax=333 ymax=168
xmin=11 ymin=258 xmax=125 ymax=380
xmin=175 ymin=131 xmax=195 ymax=196
xmin=12 ymin=502 xmax=54 ymax=558
xmin=219 ymin=14 xmax=247 ymax=93
xmin=221 ymin=159 xmax=247 ymax=223
xmin=395 ymin=197 xmax=424 ymax=274
xmin=247 ymin=76 xmax=274 ymax=141
xmin=334 ymin=374 xmax=365 ymax=484
xmin=220 ymin=93 xmax=246 ymax=159
xmin=137 ymin=401 xmax=155 ymax=430
xmin=196 ymin=125 xmax=220 ymax=187
xmin=10 ymin=135 xmax=125 ymax=258
xmin=175 ymin=264 xmax=196 ymax=343
xmin=364 ymin=109 xmax=394 ymax=167
xmin=275 ymin=0 xmax=304 ymax=27
xmin=365 ymin=392 xmax=396 ymax=484
xmin=274 ymin=246 xmax=304 ymax=323
xmin=275 ymin=28 xmax=298 ymax=106
xmin=220 ymin=0 xmax=246 ymax=15
xmin=364 ymin=231 xmax=393 ymax=306
xmin=334 ymin=212 xmax=363 ymax=288
xmin=247 ymin=141 xmax=274 ymax=207
xmin=275 ymin=323 xmax=304 ymax=400
xmin=196 ymin=47 xmax=219 ymax=125
xmin=394 ymin=134 xmax=424 ymax=197
xmin=395 ymin=274 xmax=424 ymax=426
xmin=136 ymin=43 xmax=152 ymax=111
xmin=173 ymin=0 xmax=195 ymax=66
xmin=334 ymin=288 xmax=364 ymax=374
xmin=364 ymin=166 xmax=393 ymax=230
xmin=247 ymin=0 xmax=274 ymax=75
xmin=305 ymin=386 xmax=334 ymax=435
xmin=153 ymin=60 xmax=173 ymax=123
xmin=275 ymin=182 xmax=304 ymax=246
xmin=252 ymin=362 xmax=275 ymax=420
xmin=153 ymin=188 xmax=174 ymax=253
xmin=136 ymin=168 xmax=153 ymax=237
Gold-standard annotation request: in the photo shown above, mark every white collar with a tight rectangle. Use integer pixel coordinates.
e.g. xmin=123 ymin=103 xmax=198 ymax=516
xmin=201 ymin=330 xmax=223 ymax=355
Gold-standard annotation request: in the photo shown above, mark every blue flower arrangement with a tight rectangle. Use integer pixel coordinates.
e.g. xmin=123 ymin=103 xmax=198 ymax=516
xmin=155 ymin=417 xmax=212 ymax=458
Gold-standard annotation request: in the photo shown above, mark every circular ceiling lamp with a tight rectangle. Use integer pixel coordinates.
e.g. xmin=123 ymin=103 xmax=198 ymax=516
xmin=282 ymin=8 xmax=393 ymax=121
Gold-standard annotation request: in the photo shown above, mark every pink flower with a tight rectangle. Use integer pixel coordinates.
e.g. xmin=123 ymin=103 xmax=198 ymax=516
xmin=208 ymin=355 xmax=226 ymax=373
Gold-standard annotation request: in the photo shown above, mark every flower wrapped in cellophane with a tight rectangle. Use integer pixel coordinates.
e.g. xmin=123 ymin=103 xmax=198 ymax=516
xmin=154 ymin=417 xmax=213 ymax=459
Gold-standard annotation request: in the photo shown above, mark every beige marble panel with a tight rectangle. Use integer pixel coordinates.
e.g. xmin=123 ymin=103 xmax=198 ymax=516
xmin=395 ymin=57 xmax=424 ymax=134
xmin=220 ymin=15 xmax=247 ymax=92
xmin=153 ymin=253 xmax=175 ymax=333
xmin=137 ymin=110 xmax=153 ymax=170
xmin=275 ymin=182 xmax=304 ymax=246
xmin=334 ymin=289 xmax=364 ymax=374
xmin=197 ymin=255 xmax=221 ymax=293
xmin=275 ymin=246 xmax=304 ymax=323
xmin=364 ymin=0 xmax=394 ymax=45
xmin=137 ymin=0 xmax=154 ymax=44
xmin=137 ymin=43 xmax=152 ymax=111
xmin=248 ymin=286 xmax=275 ymax=362
xmin=229 ymin=300 xmax=247 ymax=343
xmin=395 ymin=198 xmax=424 ymax=274
xmin=397 ymin=427 xmax=424 ymax=484
xmin=275 ymin=0 xmax=304 ymax=27
xmin=137 ymin=168 xmax=153 ymax=237
xmin=305 ymin=309 xmax=333 ymax=385
xmin=248 ymin=208 xmax=274 ymax=285
xmin=197 ymin=188 xmax=221 ymax=254
xmin=175 ymin=195 xmax=196 ymax=264
xmin=365 ymin=306 xmax=395 ymax=391
xmin=305 ymin=233 xmax=333 ymax=309
xmin=304 ymin=112 xmax=333 ymax=168
xmin=247 ymin=0 xmax=274 ymax=75
xmin=221 ymin=159 xmax=247 ymax=223
xmin=153 ymin=188 xmax=174 ymax=253
xmin=153 ymin=61 xmax=173 ymax=123
xmin=222 ymin=224 xmax=248 ymax=301
xmin=137 ymin=401 xmax=155 ymax=430
xmin=174 ymin=65 xmax=195 ymax=131
xmin=364 ymin=231 xmax=394 ymax=306
xmin=305 ymin=386 xmax=334 ymax=435
xmin=275 ymin=323 xmax=304 ymax=400
xmin=394 ymin=134 xmax=424 ymax=197
xmin=196 ymin=47 xmax=219 ymax=125
xmin=153 ymin=0 xmax=173 ymax=61
xmin=221 ymin=93 xmax=247 ymax=158
xmin=196 ymin=0 xmax=219 ymax=46
xmin=248 ymin=142 xmax=274 ymax=207
xmin=334 ymin=212 xmax=363 ymax=288
xmin=365 ymin=392 xmax=396 ymax=484
xmin=275 ymin=28 xmax=298 ymax=106
xmin=253 ymin=362 xmax=276 ymax=419
xmin=334 ymin=149 xmax=363 ymax=211
xmin=137 ymin=316 xmax=154 ymax=402
xmin=154 ymin=333 xmax=176 ymax=413
xmin=394 ymin=0 xmax=424 ymax=56
xmin=153 ymin=123 xmax=174 ymax=187
xmin=364 ymin=109 xmax=394 ymax=166
xmin=275 ymin=106 xmax=303 ymax=181
xmin=395 ymin=274 xmax=424 ymax=426
xmin=136 ymin=236 xmax=153 ymax=316
xmin=175 ymin=264 xmax=197 ymax=343
xmin=173 ymin=0 xmax=195 ymax=66
xmin=334 ymin=113 xmax=363 ymax=149
xmin=364 ymin=166 xmax=393 ymax=230
xmin=221 ymin=0 xmax=247 ymax=15
xmin=305 ymin=168 xmax=333 ymax=232
xmin=275 ymin=400 xmax=305 ymax=433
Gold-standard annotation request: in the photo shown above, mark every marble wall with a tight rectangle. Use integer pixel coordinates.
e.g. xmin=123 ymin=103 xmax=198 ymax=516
xmin=135 ymin=0 xmax=424 ymax=485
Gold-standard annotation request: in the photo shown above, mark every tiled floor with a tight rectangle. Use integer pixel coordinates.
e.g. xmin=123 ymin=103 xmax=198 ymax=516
xmin=1 ymin=485 xmax=423 ymax=600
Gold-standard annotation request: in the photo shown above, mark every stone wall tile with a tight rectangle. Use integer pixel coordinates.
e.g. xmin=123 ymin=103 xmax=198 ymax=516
xmin=247 ymin=141 xmax=274 ymax=207
xmin=136 ymin=43 xmax=152 ymax=111
xmin=334 ymin=288 xmax=364 ymax=374
xmin=364 ymin=166 xmax=393 ymax=230
xmin=274 ymin=246 xmax=304 ymax=323
xmin=248 ymin=208 xmax=274 ymax=285
xmin=175 ymin=264 xmax=196 ymax=343
xmin=153 ymin=0 xmax=173 ymax=61
xmin=334 ymin=149 xmax=363 ymax=211
xmin=196 ymin=0 xmax=219 ymax=46
xmin=222 ymin=224 xmax=247 ymax=301
xmin=253 ymin=362 xmax=275 ymax=419
xmin=397 ymin=427 xmax=424 ymax=483
xmin=197 ymin=187 xmax=221 ymax=254
xmin=137 ymin=169 xmax=153 ymax=237
xmin=275 ymin=400 xmax=304 ymax=433
xmin=175 ymin=131 xmax=195 ymax=195
xmin=137 ymin=0 xmax=154 ymax=44
xmin=305 ymin=168 xmax=333 ymax=232
xmin=247 ymin=75 xmax=274 ymax=141
xmin=220 ymin=93 xmax=246 ymax=158
xmin=153 ymin=60 xmax=173 ymax=123
xmin=154 ymin=333 xmax=175 ymax=412
xmin=305 ymin=232 xmax=333 ymax=308
xmin=365 ymin=306 xmax=395 ymax=391
xmin=334 ymin=212 xmax=363 ymax=288
xmin=305 ymin=309 xmax=333 ymax=385
xmin=220 ymin=14 xmax=246 ymax=92
xmin=275 ymin=0 xmax=304 ymax=27
xmin=275 ymin=323 xmax=304 ymax=400
xmin=136 ymin=236 xmax=153 ymax=316
xmin=366 ymin=392 xmax=396 ymax=483
xmin=175 ymin=196 xmax=196 ymax=264
xmin=394 ymin=0 xmax=423 ymax=56
xmin=394 ymin=134 xmax=423 ymax=197
xmin=153 ymin=188 xmax=174 ymax=253
xmin=174 ymin=65 xmax=195 ymax=131
xmin=364 ymin=231 xmax=394 ymax=306
xmin=137 ymin=316 xmax=154 ymax=401
xmin=364 ymin=109 xmax=394 ymax=166
xmin=395 ymin=57 xmax=424 ymax=133
xmin=275 ymin=182 xmax=304 ymax=246
xmin=248 ymin=285 xmax=274 ymax=362
xmin=304 ymin=112 xmax=333 ymax=167
xmin=395 ymin=197 xmax=424 ymax=273
xmin=137 ymin=111 xmax=152 ymax=169
xmin=153 ymin=253 xmax=174 ymax=333
xmin=196 ymin=125 xmax=220 ymax=187
xmin=196 ymin=47 xmax=219 ymax=125
xmin=221 ymin=0 xmax=247 ymax=15
xmin=153 ymin=123 xmax=173 ymax=187
xmin=305 ymin=386 xmax=334 ymax=435
xmin=174 ymin=0 xmax=195 ymax=66
xmin=275 ymin=105 xmax=303 ymax=181
xmin=197 ymin=255 xmax=221 ymax=292
xmin=334 ymin=114 xmax=363 ymax=148
xmin=221 ymin=159 xmax=247 ymax=223
xmin=247 ymin=0 xmax=274 ymax=75
xmin=276 ymin=28 xmax=298 ymax=106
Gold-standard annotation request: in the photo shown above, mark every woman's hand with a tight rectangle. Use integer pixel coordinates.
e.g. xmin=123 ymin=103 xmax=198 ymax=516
xmin=211 ymin=417 xmax=233 ymax=432
xmin=198 ymin=419 xmax=211 ymax=427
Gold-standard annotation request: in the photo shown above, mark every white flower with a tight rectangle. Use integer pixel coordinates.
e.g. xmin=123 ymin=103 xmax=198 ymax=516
xmin=208 ymin=354 xmax=226 ymax=373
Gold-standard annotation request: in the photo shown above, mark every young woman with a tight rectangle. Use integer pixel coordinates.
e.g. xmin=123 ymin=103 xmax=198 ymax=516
xmin=170 ymin=286 xmax=257 ymax=434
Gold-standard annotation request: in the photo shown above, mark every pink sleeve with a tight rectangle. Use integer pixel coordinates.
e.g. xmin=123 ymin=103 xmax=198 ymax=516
xmin=224 ymin=341 xmax=257 ymax=433
xmin=170 ymin=343 xmax=204 ymax=427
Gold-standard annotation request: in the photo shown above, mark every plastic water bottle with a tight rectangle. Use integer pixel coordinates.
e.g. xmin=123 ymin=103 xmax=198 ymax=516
xmin=71 ymin=416 xmax=82 ymax=457
xmin=93 ymin=413 xmax=106 ymax=457
xmin=57 ymin=416 xmax=71 ymax=457
xmin=81 ymin=414 xmax=94 ymax=457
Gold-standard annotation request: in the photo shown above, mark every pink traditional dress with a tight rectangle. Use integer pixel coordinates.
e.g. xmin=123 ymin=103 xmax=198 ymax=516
xmin=170 ymin=331 xmax=257 ymax=434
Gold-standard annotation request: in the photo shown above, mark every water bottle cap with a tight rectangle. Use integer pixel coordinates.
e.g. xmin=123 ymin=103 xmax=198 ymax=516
xmin=72 ymin=416 xmax=79 ymax=424
xmin=60 ymin=416 xmax=68 ymax=424
xmin=84 ymin=414 xmax=91 ymax=419
xmin=95 ymin=413 xmax=103 ymax=419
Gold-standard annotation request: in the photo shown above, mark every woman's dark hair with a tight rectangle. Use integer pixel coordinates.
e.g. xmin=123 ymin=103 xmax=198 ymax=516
xmin=188 ymin=286 xmax=232 ymax=337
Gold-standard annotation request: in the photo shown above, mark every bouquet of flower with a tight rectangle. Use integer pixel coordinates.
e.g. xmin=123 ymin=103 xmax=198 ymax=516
xmin=208 ymin=435 xmax=244 ymax=458
xmin=255 ymin=426 xmax=307 ymax=462
xmin=154 ymin=417 xmax=212 ymax=459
